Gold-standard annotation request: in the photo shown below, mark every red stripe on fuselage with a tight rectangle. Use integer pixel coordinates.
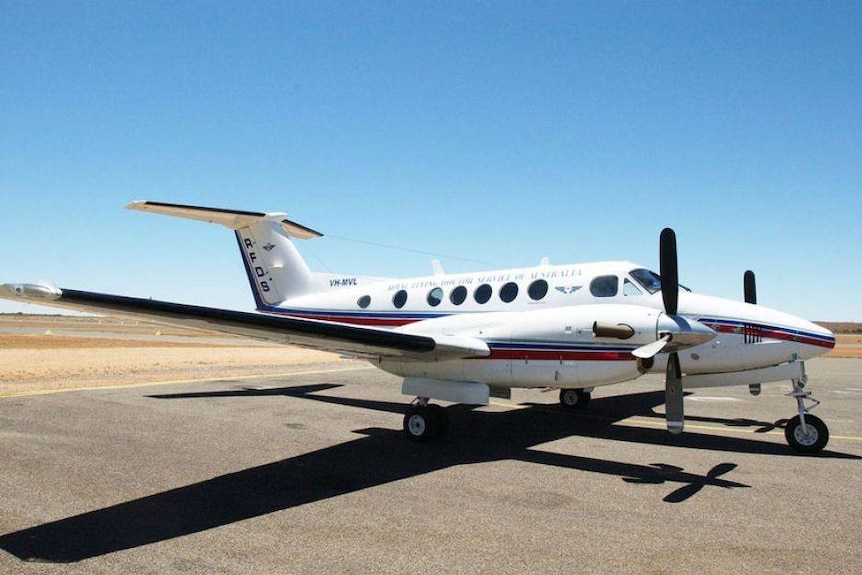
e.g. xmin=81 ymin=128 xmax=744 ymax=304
xmin=703 ymin=322 xmax=834 ymax=349
xmin=488 ymin=349 xmax=634 ymax=362
xmin=273 ymin=312 xmax=418 ymax=327
xmin=761 ymin=328 xmax=835 ymax=349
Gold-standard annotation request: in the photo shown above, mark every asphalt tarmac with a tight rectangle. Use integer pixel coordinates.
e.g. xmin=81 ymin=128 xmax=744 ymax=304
xmin=1 ymin=358 xmax=860 ymax=574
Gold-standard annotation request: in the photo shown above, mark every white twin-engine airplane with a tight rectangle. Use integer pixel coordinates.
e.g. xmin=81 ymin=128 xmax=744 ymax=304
xmin=1 ymin=202 xmax=837 ymax=452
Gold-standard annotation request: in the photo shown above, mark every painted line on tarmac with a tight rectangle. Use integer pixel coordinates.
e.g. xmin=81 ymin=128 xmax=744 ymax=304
xmin=615 ymin=416 xmax=862 ymax=443
xmin=0 ymin=365 xmax=376 ymax=399
xmin=488 ymin=400 xmax=862 ymax=444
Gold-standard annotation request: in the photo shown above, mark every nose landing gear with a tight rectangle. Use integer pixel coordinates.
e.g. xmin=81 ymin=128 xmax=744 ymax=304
xmin=784 ymin=367 xmax=829 ymax=454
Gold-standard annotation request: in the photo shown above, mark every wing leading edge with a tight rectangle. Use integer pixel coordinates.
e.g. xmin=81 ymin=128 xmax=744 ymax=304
xmin=0 ymin=284 xmax=489 ymax=360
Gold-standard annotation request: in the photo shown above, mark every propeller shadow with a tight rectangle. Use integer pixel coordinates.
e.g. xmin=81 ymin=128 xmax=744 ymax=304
xmin=1 ymin=383 xmax=856 ymax=563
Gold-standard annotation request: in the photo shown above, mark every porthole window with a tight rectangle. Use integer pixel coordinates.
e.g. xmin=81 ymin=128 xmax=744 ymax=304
xmin=474 ymin=283 xmax=492 ymax=304
xmin=357 ymin=295 xmax=371 ymax=309
xmin=392 ymin=289 xmax=408 ymax=309
xmin=450 ymin=285 xmax=467 ymax=305
xmin=499 ymin=281 xmax=519 ymax=303
xmin=589 ymin=275 xmax=618 ymax=297
xmin=427 ymin=287 xmax=444 ymax=307
xmin=528 ymin=279 xmax=549 ymax=300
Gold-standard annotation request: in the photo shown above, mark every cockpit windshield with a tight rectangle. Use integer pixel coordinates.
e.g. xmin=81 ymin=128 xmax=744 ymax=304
xmin=630 ymin=269 xmax=662 ymax=294
xmin=629 ymin=268 xmax=691 ymax=295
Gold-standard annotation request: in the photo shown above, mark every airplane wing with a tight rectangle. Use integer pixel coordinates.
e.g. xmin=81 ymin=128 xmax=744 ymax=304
xmin=0 ymin=284 xmax=490 ymax=360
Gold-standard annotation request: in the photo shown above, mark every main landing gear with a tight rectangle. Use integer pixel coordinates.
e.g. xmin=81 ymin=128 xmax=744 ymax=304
xmin=403 ymin=398 xmax=448 ymax=442
xmin=784 ymin=374 xmax=829 ymax=454
xmin=559 ymin=388 xmax=592 ymax=410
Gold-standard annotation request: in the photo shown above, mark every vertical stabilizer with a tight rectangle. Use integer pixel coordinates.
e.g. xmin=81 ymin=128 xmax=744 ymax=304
xmin=234 ymin=216 xmax=318 ymax=307
xmin=127 ymin=201 xmax=323 ymax=309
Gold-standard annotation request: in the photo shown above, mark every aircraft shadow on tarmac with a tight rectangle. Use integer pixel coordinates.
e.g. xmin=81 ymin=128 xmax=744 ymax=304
xmin=1 ymin=384 xmax=858 ymax=563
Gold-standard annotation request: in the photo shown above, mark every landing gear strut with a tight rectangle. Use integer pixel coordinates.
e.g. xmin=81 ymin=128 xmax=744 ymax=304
xmin=784 ymin=371 xmax=829 ymax=453
xmin=403 ymin=398 xmax=448 ymax=442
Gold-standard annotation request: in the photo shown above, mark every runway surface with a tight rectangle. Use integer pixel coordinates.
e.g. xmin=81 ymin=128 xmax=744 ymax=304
xmin=1 ymin=358 xmax=861 ymax=574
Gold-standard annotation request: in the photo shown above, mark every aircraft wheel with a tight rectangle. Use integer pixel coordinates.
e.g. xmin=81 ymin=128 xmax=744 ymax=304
xmin=785 ymin=414 xmax=829 ymax=454
xmin=559 ymin=389 xmax=591 ymax=410
xmin=403 ymin=405 xmax=441 ymax=442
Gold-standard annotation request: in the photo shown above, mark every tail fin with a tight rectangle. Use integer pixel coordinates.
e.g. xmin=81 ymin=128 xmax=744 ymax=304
xmin=127 ymin=201 xmax=322 ymax=308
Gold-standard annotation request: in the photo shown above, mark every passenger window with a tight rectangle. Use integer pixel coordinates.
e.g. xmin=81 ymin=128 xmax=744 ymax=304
xmin=528 ymin=279 xmax=549 ymax=301
xmin=450 ymin=285 xmax=467 ymax=305
xmin=392 ymin=289 xmax=408 ymax=309
xmin=623 ymin=279 xmax=642 ymax=296
xmin=474 ymin=284 xmax=492 ymax=304
xmin=499 ymin=282 xmax=518 ymax=303
xmin=427 ymin=287 xmax=444 ymax=307
xmin=589 ymin=275 xmax=618 ymax=297
xmin=357 ymin=295 xmax=371 ymax=308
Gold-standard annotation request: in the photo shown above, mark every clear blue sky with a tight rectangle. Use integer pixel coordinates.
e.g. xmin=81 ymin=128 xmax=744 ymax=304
xmin=2 ymin=2 xmax=860 ymax=320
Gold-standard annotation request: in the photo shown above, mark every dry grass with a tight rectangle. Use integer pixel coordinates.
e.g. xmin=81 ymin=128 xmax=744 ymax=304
xmin=827 ymin=334 xmax=862 ymax=358
xmin=0 ymin=316 xmax=346 ymax=396
xmin=0 ymin=334 xmax=244 ymax=349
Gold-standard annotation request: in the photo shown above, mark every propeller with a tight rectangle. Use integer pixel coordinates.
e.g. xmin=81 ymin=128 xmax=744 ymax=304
xmin=660 ymin=228 xmax=684 ymax=434
xmin=610 ymin=227 xmax=716 ymax=434
xmin=744 ymin=270 xmax=757 ymax=304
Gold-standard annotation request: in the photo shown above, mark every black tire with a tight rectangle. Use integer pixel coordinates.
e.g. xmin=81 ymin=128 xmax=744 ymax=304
xmin=559 ymin=389 xmax=591 ymax=410
xmin=785 ymin=414 xmax=829 ymax=454
xmin=403 ymin=405 xmax=440 ymax=442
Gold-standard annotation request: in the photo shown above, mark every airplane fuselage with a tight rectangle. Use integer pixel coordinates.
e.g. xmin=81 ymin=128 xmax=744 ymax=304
xmin=258 ymin=261 xmax=834 ymax=390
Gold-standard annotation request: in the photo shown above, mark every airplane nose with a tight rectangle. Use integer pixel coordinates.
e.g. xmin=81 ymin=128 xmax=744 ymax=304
xmin=758 ymin=305 xmax=836 ymax=351
xmin=798 ymin=318 xmax=836 ymax=351
xmin=656 ymin=314 xmax=716 ymax=352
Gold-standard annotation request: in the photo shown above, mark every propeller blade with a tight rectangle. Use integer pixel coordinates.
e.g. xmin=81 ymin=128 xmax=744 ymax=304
xmin=631 ymin=334 xmax=671 ymax=359
xmin=665 ymin=352 xmax=684 ymax=434
xmin=744 ymin=270 xmax=757 ymax=304
xmin=659 ymin=228 xmax=679 ymax=316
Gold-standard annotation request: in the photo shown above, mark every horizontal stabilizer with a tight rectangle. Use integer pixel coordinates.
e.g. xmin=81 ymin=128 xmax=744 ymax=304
xmin=127 ymin=201 xmax=323 ymax=239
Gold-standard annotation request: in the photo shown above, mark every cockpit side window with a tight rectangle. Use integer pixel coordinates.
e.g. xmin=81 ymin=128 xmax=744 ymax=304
xmin=589 ymin=275 xmax=618 ymax=297
xmin=624 ymin=279 xmax=643 ymax=296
